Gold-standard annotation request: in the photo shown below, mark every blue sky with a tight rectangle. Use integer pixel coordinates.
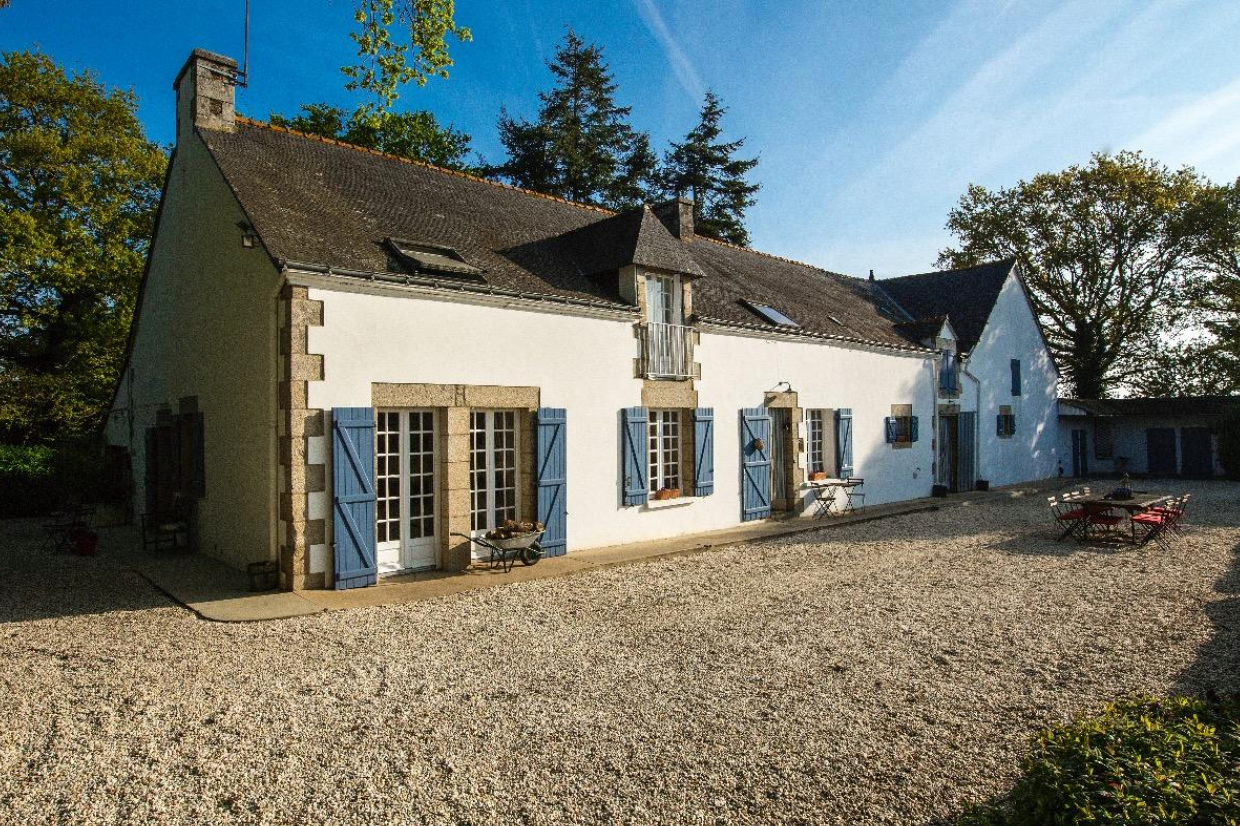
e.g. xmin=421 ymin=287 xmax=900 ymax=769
xmin=4 ymin=0 xmax=1239 ymax=277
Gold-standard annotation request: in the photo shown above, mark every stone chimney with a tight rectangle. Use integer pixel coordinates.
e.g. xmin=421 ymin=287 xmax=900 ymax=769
xmin=173 ymin=49 xmax=238 ymax=144
xmin=652 ymin=197 xmax=695 ymax=242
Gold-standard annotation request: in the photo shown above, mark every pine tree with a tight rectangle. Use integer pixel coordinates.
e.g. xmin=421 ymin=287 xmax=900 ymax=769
xmin=661 ymin=91 xmax=760 ymax=246
xmin=491 ymin=29 xmax=657 ymax=209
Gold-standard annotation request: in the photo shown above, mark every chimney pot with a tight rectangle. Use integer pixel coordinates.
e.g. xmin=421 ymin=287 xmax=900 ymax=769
xmin=174 ymin=48 xmax=239 ymax=142
xmin=869 ymin=269 xmax=875 ymax=281
xmin=652 ymin=197 xmax=695 ymax=242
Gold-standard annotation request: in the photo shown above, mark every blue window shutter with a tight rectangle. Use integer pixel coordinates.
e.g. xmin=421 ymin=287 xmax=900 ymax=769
xmin=997 ymin=414 xmax=1005 ymax=437
xmin=621 ymin=407 xmax=648 ymax=506
xmin=1011 ymin=359 xmax=1022 ymax=396
xmin=192 ymin=412 xmax=206 ymax=498
xmin=1009 ymin=413 xmax=1017 ymax=435
xmin=740 ymin=408 xmax=772 ymax=521
xmin=885 ymin=417 xmax=897 ymax=443
xmin=535 ymin=408 xmax=567 ymax=557
xmin=958 ymin=412 xmax=977 ymax=490
xmin=693 ymin=408 xmax=715 ymax=496
xmin=835 ymin=408 xmax=854 ymax=478
xmin=911 ymin=415 xmax=920 ymax=443
xmin=332 ymin=407 xmax=377 ymax=590
xmin=170 ymin=415 xmax=182 ymax=492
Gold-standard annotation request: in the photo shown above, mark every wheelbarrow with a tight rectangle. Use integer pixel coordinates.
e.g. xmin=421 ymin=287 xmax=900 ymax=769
xmin=450 ymin=531 xmax=544 ymax=573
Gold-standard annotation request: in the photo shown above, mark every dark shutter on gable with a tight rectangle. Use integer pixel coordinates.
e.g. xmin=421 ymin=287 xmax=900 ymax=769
xmin=836 ymin=408 xmax=853 ymax=478
xmin=740 ymin=408 xmax=771 ymax=522
xmin=621 ymin=407 xmax=648 ymax=506
xmin=911 ymin=416 xmax=920 ymax=443
xmin=1011 ymin=359 xmax=1022 ymax=396
xmin=332 ymin=407 xmax=377 ymax=590
xmin=884 ymin=417 xmax=897 ymax=443
xmin=192 ymin=413 xmax=206 ymax=498
xmin=693 ymin=407 xmax=714 ymax=496
xmin=535 ymin=408 xmax=567 ymax=557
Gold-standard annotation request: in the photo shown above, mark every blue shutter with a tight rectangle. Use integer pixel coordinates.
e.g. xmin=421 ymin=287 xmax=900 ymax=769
xmin=332 ymin=407 xmax=377 ymax=590
xmin=693 ymin=408 xmax=715 ymax=496
xmin=911 ymin=416 xmax=920 ymax=443
xmin=535 ymin=408 xmax=568 ymax=557
xmin=740 ymin=408 xmax=771 ymax=521
xmin=1009 ymin=413 xmax=1017 ymax=435
xmin=836 ymin=408 xmax=854 ymax=478
xmin=958 ymin=412 xmax=977 ymax=491
xmin=621 ymin=407 xmax=648 ymax=506
xmin=939 ymin=350 xmax=951 ymax=395
xmin=170 ymin=415 xmax=183 ymax=492
xmin=884 ymin=417 xmax=897 ymax=443
xmin=1011 ymin=359 xmax=1022 ymax=396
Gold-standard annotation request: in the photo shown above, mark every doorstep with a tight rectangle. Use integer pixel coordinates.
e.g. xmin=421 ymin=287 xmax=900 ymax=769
xmin=302 ymin=481 xmax=1055 ymax=613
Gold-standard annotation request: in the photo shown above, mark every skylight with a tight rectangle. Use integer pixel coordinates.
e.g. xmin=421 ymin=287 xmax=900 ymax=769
xmin=387 ymin=238 xmax=484 ymax=279
xmin=743 ymin=300 xmax=800 ymax=327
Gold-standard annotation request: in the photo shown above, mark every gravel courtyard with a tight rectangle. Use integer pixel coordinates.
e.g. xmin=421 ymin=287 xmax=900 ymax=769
xmin=2 ymin=481 xmax=1238 ymax=826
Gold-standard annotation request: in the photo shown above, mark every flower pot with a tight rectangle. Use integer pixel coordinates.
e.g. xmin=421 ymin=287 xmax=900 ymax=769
xmin=811 ymin=471 xmax=828 ymax=482
xmin=932 ymin=484 xmax=949 ymax=498
xmin=976 ymin=480 xmax=989 ymax=491
xmin=655 ymin=488 xmax=676 ymax=501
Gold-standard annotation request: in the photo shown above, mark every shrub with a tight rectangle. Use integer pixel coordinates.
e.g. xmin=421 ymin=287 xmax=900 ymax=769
xmin=960 ymin=695 xmax=1240 ymax=825
xmin=0 ymin=438 xmax=112 ymax=518
xmin=1219 ymin=412 xmax=1240 ymax=480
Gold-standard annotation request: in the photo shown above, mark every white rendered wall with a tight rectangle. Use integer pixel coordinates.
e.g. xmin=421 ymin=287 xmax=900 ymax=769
xmin=307 ymin=285 xmax=937 ymax=554
xmin=969 ymin=275 xmax=1061 ymax=487
xmin=105 ymin=125 xmax=281 ymax=568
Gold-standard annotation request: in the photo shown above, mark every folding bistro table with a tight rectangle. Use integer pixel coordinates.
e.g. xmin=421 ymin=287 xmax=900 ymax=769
xmin=808 ymin=479 xmax=865 ymax=518
xmin=1069 ymin=492 xmax=1170 ymax=543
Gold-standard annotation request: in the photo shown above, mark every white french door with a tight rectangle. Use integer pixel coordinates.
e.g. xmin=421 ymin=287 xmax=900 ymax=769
xmin=375 ymin=409 xmax=438 ymax=574
xmin=469 ymin=410 xmax=520 ymax=560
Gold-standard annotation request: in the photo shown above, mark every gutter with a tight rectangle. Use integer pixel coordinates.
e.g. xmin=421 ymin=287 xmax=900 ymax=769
xmin=696 ymin=314 xmax=933 ymax=356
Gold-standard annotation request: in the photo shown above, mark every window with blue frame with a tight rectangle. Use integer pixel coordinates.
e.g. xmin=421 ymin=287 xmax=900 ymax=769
xmin=1010 ymin=359 xmax=1022 ymax=396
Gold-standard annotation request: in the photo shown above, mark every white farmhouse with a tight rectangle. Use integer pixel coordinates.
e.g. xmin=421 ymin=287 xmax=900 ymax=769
xmin=106 ymin=50 xmax=1062 ymax=590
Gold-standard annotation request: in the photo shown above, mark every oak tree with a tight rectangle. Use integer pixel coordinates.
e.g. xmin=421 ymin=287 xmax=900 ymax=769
xmin=0 ymin=51 xmax=166 ymax=441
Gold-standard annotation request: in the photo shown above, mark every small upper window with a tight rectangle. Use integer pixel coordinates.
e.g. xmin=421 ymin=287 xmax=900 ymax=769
xmin=387 ymin=238 xmax=484 ymax=279
xmin=742 ymin=300 xmax=799 ymax=327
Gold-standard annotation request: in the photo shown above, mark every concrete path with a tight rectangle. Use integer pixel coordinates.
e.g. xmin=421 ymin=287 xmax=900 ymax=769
xmin=102 ymin=480 xmax=1056 ymax=621
xmin=302 ymin=481 xmax=1055 ymax=612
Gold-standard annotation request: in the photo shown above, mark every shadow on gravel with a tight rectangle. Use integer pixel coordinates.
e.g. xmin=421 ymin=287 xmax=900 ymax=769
xmin=0 ymin=518 xmax=173 ymax=624
xmin=988 ymin=530 xmax=1131 ymax=557
xmin=1174 ymin=538 xmax=1240 ymax=697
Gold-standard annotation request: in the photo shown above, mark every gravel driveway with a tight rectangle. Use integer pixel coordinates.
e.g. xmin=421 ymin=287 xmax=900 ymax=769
xmin=2 ymin=481 xmax=1238 ymax=825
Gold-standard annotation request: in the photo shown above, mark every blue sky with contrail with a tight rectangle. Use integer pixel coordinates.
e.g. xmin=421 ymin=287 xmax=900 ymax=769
xmin=4 ymin=0 xmax=1238 ymax=276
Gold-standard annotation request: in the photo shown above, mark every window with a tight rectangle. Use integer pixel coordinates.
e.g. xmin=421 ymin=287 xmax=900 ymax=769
xmin=648 ymin=409 xmax=682 ymax=493
xmin=888 ymin=404 xmax=915 ymax=447
xmin=1095 ymin=420 xmax=1114 ymax=459
xmin=470 ymin=410 xmax=519 ymax=533
xmin=375 ymin=409 xmax=438 ymax=572
xmin=387 ymin=238 xmax=484 ymax=278
xmin=645 ymin=272 xmax=682 ymax=326
xmin=1010 ymin=359 xmax=1022 ymax=396
xmin=742 ymin=299 xmax=799 ymax=327
xmin=806 ymin=410 xmax=826 ymax=474
xmin=997 ymin=405 xmax=1016 ymax=438
xmin=376 ymin=411 xmax=403 ymax=544
xmin=939 ymin=350 xmax=960 ymax=397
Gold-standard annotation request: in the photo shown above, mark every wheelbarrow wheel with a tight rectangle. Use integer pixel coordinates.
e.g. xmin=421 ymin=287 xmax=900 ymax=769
xmin=519 ymin=541 xmax=544 ymax=566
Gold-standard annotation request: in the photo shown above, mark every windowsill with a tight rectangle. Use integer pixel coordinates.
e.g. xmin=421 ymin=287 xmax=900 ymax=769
xmin=644 ymin=495 xmax=700 ymax=510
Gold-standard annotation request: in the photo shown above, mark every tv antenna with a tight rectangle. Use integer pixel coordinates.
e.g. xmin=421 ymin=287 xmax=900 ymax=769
xmin=236 ymin=0 xmax=250 ymax=87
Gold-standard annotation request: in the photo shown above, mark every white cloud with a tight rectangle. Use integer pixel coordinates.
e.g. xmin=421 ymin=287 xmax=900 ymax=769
xmin=630 ymin=0 xmax=705 ymax=103
xmin=1127 ymin=76 xmax=1240 ymax=177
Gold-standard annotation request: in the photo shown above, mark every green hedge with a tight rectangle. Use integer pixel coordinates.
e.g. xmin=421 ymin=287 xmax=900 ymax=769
xmin=0 ymin=440 xmax=116 ymax=518
xmin=961 ymin=695 xmax=1240 ymax=825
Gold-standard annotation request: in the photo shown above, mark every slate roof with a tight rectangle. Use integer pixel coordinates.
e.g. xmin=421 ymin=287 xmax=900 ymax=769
xmin=1061 ymin=396 xmax=1240 ymax=417
xmin=201 ymin=119 xmax=924 ymax=350
xmin=876 ymin=260 xmax=1016 ymax=353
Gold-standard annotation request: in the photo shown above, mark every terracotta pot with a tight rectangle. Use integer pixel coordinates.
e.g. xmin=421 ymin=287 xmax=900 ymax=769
xmin=655 ymin=488 xmax=675 ymax=501
xmin=811 ymin=471 xmax=828 ymax=481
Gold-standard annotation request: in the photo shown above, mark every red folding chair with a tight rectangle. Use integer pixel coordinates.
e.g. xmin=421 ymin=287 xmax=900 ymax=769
xmin=1049 ymin=496 xmax=1088 ymax=541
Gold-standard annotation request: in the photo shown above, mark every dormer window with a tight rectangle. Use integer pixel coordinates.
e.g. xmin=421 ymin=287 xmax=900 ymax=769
xmin=646 ymin=272 xmax=683 ymax=326
xmin=742 ymin=299 xmax=799 ymax=328
xmin=387 ymin=238 xmax=484 ymax=280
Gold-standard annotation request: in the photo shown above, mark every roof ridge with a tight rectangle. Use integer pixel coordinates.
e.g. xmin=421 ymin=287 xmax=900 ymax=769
xmin=886 ymin=258 xmax=1016 ymax=282
xmin=232 ymin=115 xmax=617 ymax=217
xmin=696 ymin=233 xmax=854 ymax=279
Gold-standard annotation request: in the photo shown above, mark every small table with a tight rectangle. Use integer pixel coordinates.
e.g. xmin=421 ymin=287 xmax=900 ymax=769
xmin=807 ymin=479 xmax=864 ymax=518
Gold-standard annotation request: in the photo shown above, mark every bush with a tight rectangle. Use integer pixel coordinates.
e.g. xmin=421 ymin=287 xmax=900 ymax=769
xmin=1219 ymin=412 xmax=1240 ymax=480
xmin=0 ymin=438 xmax=113 ymax=518
xmin=960 ymin=695 xmax=1240 ymax=826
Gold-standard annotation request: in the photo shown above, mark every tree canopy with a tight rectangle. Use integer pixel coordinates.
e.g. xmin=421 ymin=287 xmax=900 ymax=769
xmin=0 ymin=50 xmax=166 ymax=442
xmin=272 ymin=0 xmax=473 ymax=169
xmin=269 ymin=103 xmax=473 ymax=170
xmin=490 ymin=29 xmax=658 ymax=209
xmin=938 ymin=152 xmax=1208 ymax=398
xmin=660 ymin=91 xmax=760 ymax=246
